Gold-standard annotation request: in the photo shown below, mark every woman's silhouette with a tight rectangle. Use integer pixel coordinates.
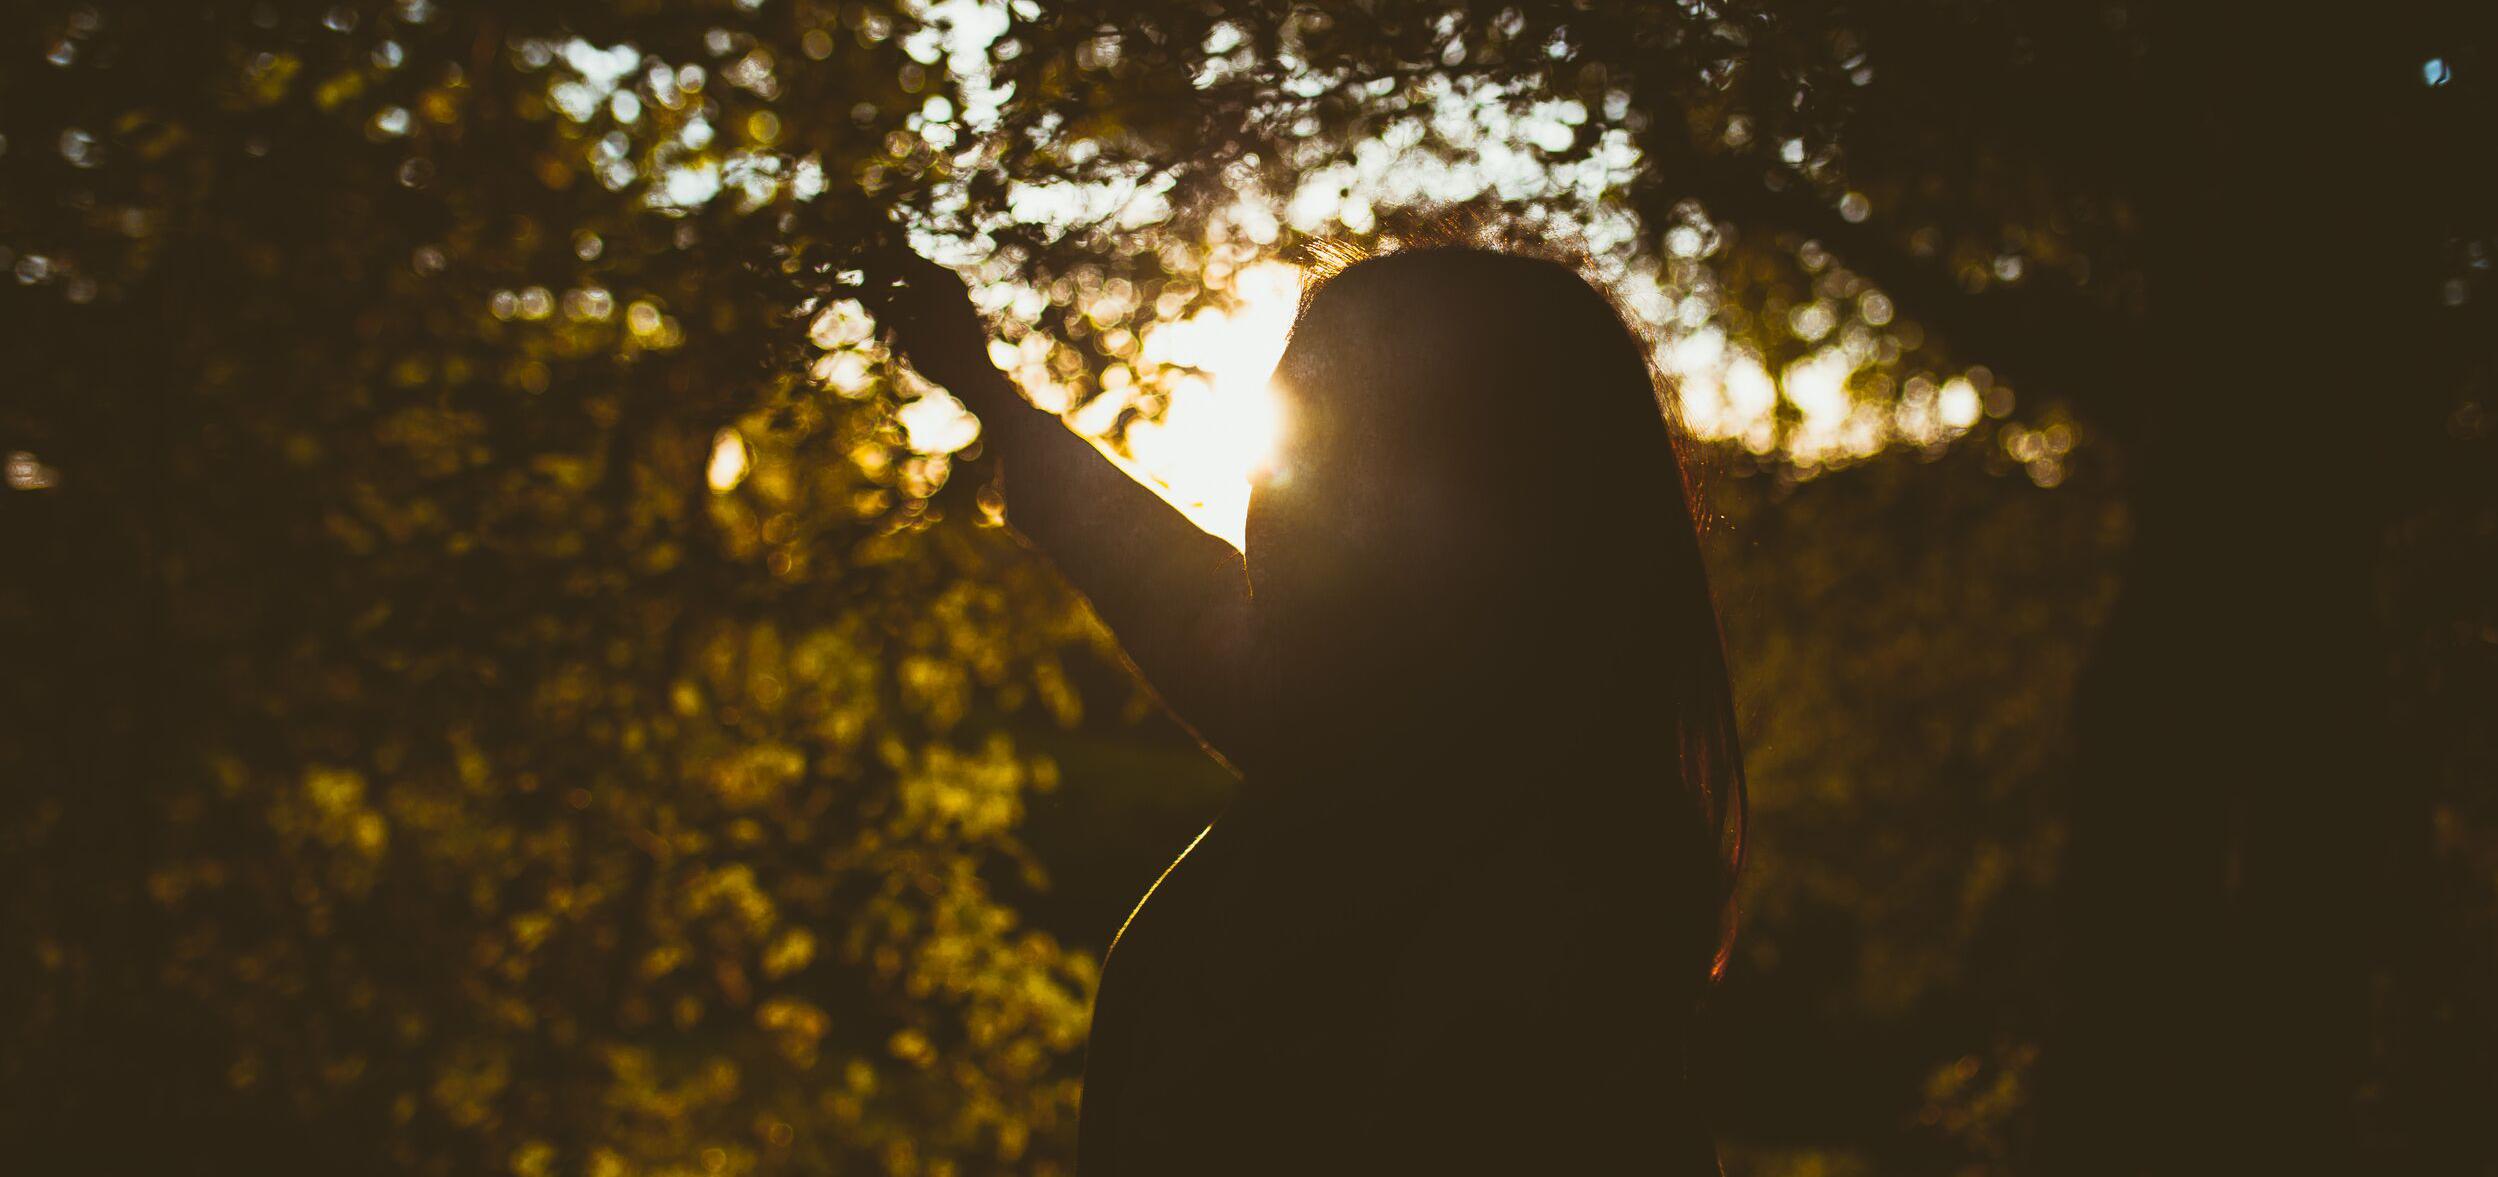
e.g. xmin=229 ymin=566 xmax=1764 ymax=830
xmin=870 ymin=242 xmax=1745 ymax=1174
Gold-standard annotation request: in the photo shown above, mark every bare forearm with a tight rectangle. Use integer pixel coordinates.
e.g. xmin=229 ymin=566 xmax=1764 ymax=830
xmin=861 ymin=246 xmax=1256 ymax=762
xmin=930 ymin=349 xmax=1256 ymax=768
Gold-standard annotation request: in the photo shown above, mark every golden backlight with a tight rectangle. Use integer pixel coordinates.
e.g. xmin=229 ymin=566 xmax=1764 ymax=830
xmin=1112 ymin=261 xmax=1302 ymax=549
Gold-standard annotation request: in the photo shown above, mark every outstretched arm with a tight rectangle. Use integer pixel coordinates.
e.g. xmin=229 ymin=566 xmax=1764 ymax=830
xmin=863 ymin=249 xmax=1255 ymax=772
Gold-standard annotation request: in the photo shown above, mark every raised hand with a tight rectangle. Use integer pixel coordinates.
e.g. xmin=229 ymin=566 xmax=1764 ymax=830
xmin=848 ymin=234 xmax=1255 ymax=769
xmin=856 ymin=242 xmax=1021 ymax=420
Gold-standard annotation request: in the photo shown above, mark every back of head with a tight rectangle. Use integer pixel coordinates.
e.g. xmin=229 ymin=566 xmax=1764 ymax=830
xmin=1242 ymin=243 xmax=1746 ymax=983
xmin=1250 ymin=248 xmax=1703 ymax=641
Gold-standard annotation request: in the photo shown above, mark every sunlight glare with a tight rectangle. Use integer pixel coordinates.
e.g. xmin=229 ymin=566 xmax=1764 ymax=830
xmin=1122 ymin=260 xmax=1301 ymax=547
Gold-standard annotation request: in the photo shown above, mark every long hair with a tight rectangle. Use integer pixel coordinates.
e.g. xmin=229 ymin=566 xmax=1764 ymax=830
xmin=1238 ymin=234 xmax=1748 ymax=986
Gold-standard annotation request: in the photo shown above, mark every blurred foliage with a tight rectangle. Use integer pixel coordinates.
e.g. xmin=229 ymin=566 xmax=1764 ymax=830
xmin=3 ymin=0 xmax=2492 ymax=1174
xmin=1702 ymin=441 xmax=2125 ymax=1173
xmin=1 ymin=2 xmax=1121 ymax=1173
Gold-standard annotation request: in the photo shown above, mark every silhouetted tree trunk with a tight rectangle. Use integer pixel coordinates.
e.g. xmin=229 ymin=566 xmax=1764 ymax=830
xmin=2042 ymin=9 xmax=2449 ymax=1172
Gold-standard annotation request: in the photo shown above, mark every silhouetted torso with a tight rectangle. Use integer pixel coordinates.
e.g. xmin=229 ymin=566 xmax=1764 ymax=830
xmin=1074 ymin=733 xmax=1719 ymax=1175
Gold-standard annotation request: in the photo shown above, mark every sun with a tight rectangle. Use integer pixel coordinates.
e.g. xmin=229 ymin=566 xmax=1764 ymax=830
xmin=1115 ymin=260 xmax=1303 ymax=549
